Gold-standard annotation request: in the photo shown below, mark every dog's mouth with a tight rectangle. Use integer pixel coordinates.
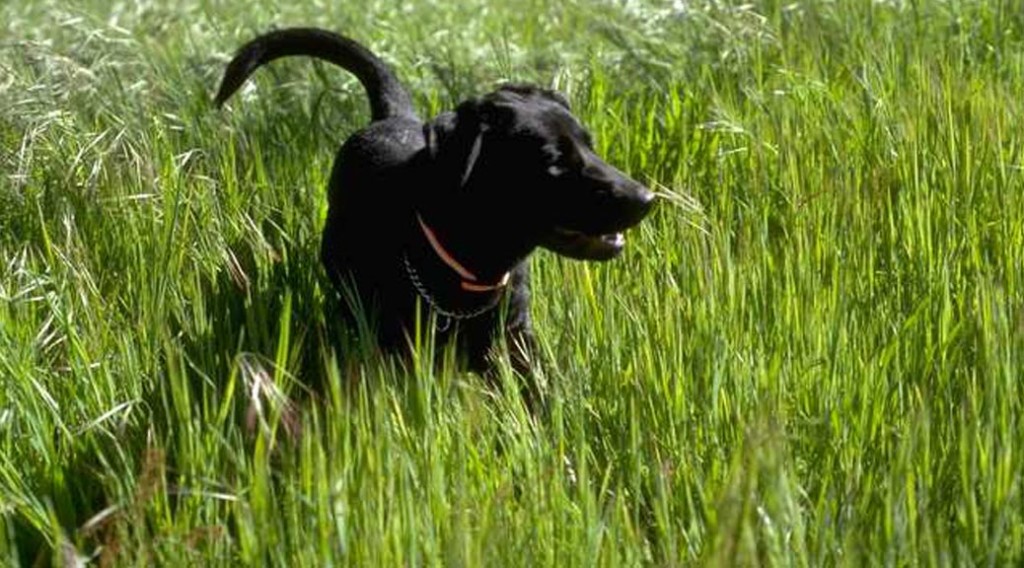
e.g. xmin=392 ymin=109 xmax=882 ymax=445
xmin=542 ymin=227 xmax=627 ymax=261
xmin=542 ymin=191 xmax=655 ymax=261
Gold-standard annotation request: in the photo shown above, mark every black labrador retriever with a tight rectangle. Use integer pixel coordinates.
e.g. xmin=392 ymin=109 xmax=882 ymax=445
xmin=215 ymin=28 xmax=653 ymax=386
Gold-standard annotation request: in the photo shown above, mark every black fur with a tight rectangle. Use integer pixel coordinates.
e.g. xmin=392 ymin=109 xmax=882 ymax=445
xmin=215 ymin=28 xmax=654 ymax=385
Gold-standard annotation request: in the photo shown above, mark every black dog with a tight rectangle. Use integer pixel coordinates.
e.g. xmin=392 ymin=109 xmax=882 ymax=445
xmin=215 ymin=28 xmax=653 ymax=385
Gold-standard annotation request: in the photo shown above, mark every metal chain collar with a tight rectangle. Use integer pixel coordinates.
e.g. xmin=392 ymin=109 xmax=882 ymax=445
xmin=402 ymin=253 xmax=503 ymax=330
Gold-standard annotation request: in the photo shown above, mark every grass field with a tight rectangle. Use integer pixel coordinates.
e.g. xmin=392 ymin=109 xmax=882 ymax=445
xmin=2 ymin=0 xmax=1023 ymax=565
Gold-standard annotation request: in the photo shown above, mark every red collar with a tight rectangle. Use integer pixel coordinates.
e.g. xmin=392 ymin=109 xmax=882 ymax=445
xmin=416 ymin=213 xmax=510 ymax=292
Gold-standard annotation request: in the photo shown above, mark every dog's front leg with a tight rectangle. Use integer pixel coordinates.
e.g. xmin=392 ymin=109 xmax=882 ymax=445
xmin=457 ymin=263 xmax=542 ymax=407
xmin=502 ymin=264 xmax=544 ymax=408
xmin=506 ymin=322 xmax=542 ymax=407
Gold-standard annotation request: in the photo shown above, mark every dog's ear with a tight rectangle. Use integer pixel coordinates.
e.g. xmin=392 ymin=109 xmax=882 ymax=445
xmin=426 ymin=101 xmax=491 ymax=190
xmin=458 ymin=124 xmax=486 ymax=187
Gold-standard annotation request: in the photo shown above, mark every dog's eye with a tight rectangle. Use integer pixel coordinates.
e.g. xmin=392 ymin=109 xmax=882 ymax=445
xmin=544 ymin=139 xmax=581 ymax=177
xmin=543 ymin=144 xmax=562 ymax=164
xmin=545 ymin=148 xmax=574 ymax=178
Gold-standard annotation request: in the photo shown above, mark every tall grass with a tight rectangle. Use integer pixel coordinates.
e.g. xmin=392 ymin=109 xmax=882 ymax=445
xmin=2 ymin=0 xmax=1022 ymax=565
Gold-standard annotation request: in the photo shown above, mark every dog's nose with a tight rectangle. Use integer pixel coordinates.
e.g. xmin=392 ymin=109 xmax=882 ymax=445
xmin=636 ymin=186 xmax=655 ymax=214
xmin=623 ymin=183 xmax=655 ymax=226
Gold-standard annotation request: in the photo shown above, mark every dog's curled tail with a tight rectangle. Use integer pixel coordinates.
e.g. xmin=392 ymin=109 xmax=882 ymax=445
xmin=214 ymin=27 xmax=416 ymax=122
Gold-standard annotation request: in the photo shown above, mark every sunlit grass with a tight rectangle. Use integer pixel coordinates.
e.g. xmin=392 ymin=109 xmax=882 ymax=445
xmin=2 ymin=0 xmax=1022 ymax=565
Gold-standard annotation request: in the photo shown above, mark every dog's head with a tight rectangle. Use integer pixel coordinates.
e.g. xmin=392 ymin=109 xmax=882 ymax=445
xmin=423 ymin=84 xmax=654 ymax=262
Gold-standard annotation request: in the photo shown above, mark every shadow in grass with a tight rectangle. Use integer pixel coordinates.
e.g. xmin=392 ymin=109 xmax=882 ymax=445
xmin=153 ymin=219 xmax=357 ymax=435
xmin=4 ymin=237 xmax=371 ymax=565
